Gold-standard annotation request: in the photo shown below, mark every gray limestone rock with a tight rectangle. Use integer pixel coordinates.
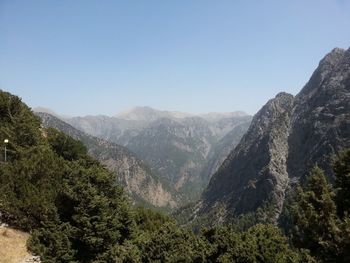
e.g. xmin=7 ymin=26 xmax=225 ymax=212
xmin=196 ymin=47 xmax=350 ymax=223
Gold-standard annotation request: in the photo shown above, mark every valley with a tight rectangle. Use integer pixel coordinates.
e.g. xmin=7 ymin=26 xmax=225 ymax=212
xmin=1 ymin=37 xmax=349 ymax=263
xmin=35 ymin=107 xmax=252 ymax=206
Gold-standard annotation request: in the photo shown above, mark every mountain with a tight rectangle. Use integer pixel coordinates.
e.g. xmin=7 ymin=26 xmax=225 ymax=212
xmin=116 ymin=106 xmax=248 ymax=122
xmin=126 ymin=116 xmax=252 ymax=199
xmin=63 ymin=115 xmax=145 ymax=146
xmin=116 ymin=106 xmax=193 ymax=121
xmin=63 ymin=110 xmax=252 ymax=202
xmin=200 ymin=111 xmax=248 ymax=121
xmin=194 ymin=47 xmax=350 ymax=224
xmin=200 ymin=121 xmax=252 ymax=184
xmin=36 ymin=112 xmax=177 ymax=209
xmin=287 ymin=48 xmax=350 ymax=180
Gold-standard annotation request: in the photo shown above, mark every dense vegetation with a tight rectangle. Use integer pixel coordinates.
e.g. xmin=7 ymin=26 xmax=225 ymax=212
xmin=289 ymin=152 xmax=350 ymax=262
xmin=0 ymin=90 xmax=349 ymax=262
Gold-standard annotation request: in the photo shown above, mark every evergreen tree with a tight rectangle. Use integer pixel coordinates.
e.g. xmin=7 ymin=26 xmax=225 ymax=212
xmin=0 ymin=90 xmax=42 ymax=156
xmin=28 ymin=221 xmax=77 ymax=263
xmin=334 ymin=149 xmax=350 ymax=262
xmin=291 ymin=166 xmax=341 ymax=262
xmin=46 ymin=127 xmax=88 ymax=161
xmin=0 ymin=145 xmax=65 ymax=230
xmin=334 ymin=149 xmax=350 ymax=218
xmin=202 ymin=224 xmax=311 ymax=263
xmin=55 ymin=161 xmax=134 ymax=262
xmin=135 ymin=222 xmax=207 ymax=263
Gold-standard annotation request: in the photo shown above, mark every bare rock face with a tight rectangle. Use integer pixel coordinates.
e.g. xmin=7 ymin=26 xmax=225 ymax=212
xmin=37 ymin=112 xmax=177 ymax=209
xmin=197 ymin=47 xmax=350 ymax=222
xmin=288 ymin=48 xmax=350 ymax=181
xmin=201 ymin=92 xmax=294 ymax=219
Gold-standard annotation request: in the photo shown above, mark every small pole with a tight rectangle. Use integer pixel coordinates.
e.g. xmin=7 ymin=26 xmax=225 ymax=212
xmin=4 ymin=139 xmax=8 ymax=162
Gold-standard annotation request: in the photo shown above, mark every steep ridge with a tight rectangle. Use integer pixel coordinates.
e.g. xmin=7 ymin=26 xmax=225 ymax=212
xmin=288 ymin=48 xmax=350 ymax=181
xmin=201 ymin=93 xmax=294 ymax=220
xmin=37 ymin=112 xmax=177 ymax=209
xmin=196 ymin=47 xmax=350 ymax=223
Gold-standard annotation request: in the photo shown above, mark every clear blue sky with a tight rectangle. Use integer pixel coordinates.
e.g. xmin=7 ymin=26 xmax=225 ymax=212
xmin=1 ymin=0 xmax=349 ymax=116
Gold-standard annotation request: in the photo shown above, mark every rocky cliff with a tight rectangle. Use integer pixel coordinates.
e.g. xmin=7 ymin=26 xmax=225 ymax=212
xmin=196 ymin=47 xmax=350 ymax=223
xmin=288 ymin=48 xmax=350 ymax=181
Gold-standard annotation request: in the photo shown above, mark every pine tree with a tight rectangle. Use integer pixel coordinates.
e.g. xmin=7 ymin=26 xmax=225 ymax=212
xmin=28 ymin=221 xmax=77 ymax=263
xmin=334 ymin=149 xmax=350 ymax=218
xmin=334 ymin=149 xmax=350 ymax=262
xmin=291 ymin=166 xmax=341 ymax=262
xmin=0 ymin=145 xmax=65 ymax=230
xmin=57 ymin=162 xmax=134 ymax=262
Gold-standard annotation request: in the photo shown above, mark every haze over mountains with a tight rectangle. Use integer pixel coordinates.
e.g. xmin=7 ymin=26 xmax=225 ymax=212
xmin=35 ymin=106 xmax=252 ymax=204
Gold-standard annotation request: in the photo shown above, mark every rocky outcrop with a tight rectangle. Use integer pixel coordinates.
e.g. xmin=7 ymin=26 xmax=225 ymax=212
xmin=196 ymin=47 xmax=350 ymax=223
xmin=37 ymin=112 xmax=177 ymax=209
xmin=20 ymin=256 xmax=41 ymax=263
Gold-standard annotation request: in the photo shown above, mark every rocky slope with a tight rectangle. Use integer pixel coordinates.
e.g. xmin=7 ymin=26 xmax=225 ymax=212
xmin=37 ymin=112 xmax=177 ymax=209
xmin=200 ymin=121 xmax=252 ymax=185
xmin=60 ymin=108 xmax=252 ymax=201
xmin=195 ymin=47 xmax=350 ymax=223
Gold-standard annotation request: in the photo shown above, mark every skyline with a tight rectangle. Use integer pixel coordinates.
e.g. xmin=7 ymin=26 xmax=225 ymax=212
xmin=1 ymin=1 xmax=350 ymax=116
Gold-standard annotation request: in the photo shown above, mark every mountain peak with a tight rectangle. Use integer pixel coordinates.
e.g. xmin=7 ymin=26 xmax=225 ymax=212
xmin=319 ymin=47 xmax=346 ymax=67
xmin=296 ymin=47 xmax=348 ymax=100
xmin=32 ymin=107 xmax=57 ymax=116
xmin=116 ymin=106 xmax=192 ymax=121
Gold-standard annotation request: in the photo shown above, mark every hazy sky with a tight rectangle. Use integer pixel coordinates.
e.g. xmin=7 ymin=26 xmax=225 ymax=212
xmin=1 ymin=0 xmax=349 ymax=116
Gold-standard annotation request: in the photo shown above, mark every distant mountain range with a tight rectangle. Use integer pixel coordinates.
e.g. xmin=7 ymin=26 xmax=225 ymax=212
xmin=35 ymin=107 xmax=252 ymax=203
xmin=192 ymin=47 xmax=350 ymax=224
xmin=116 ymin=106 xmax=193 ymax=121
xmin=115 ymin=106 xmax=248 ymax=122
